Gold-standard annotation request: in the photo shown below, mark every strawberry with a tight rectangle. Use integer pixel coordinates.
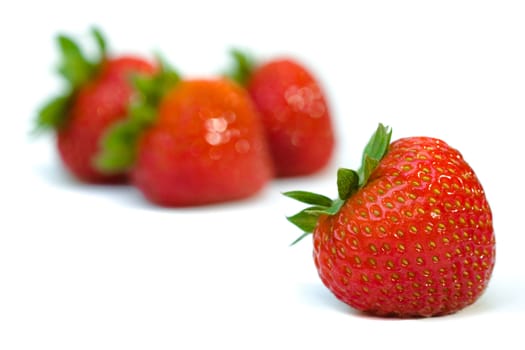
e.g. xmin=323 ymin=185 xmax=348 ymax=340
xmin=95 ymin=61 xmax=273 ymax=206
xmin=35 ymin=28 xmax=156 ymax=183
xmin=285 ymin=124 xmax=495 ymax=317
xmin=226 ymin=50 xmax=335 ymax=177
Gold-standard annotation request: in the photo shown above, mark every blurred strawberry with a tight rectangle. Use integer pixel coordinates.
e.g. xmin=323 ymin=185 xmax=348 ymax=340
xmin=227 ymin=50 xmax=335 ymax=177
xmin=36 ymin=28 xmax=156 ymax=183
xmin=96 ymin=61 xmax=273 ymax=206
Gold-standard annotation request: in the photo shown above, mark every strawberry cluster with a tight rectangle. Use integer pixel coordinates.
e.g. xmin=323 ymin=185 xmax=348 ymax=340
xmin=36 ymin=27 xmax=495 ymax=318
xmin=36 ymin=28 xmax=335 ymax=206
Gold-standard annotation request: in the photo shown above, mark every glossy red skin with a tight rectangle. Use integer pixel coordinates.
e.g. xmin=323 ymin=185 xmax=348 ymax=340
xmin=247 ymin=59 xmax=335 ymax=177
xmin=132 ymin=79 xmax=274 ymax=207
xmin=313 ymin=137 xmax=495 ymax=317
xmin=57 ymin=57 xmax=156 ymax=183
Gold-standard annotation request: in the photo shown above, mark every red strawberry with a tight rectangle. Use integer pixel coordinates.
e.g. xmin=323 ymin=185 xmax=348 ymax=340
xmin=96 ymin=61 xmax=273 ymax=206
xmin=285 ymin=124 xmax=495 ymax=317
xmin=227 ymin=50 xmax=335 ymax=177
xmin=36 ymin=28 xmax=156 ymax=183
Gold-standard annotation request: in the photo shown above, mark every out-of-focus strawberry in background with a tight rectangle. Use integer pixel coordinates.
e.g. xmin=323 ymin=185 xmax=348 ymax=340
xmin=1 ymin=1 xmax=524 ymax=349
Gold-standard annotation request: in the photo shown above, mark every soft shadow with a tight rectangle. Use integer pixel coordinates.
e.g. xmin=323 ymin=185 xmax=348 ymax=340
xmin=296 ymin=281 xmax=359 ymax=316
xmin=296 ymin=280 xmax=500 ymax=321
xmin=32 ymin=158 xmax=274 ymax=212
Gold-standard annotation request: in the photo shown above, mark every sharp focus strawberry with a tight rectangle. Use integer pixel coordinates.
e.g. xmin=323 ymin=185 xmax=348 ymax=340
xmin=95 ymin=61 xmax=273 ymax=206
xmin=227 ymin=50 xmax=335 ymax=177
xmin=35 ymin=28 xmax=156 ymax=183
xmin=285 ymin=124 xmax=495 ymax=317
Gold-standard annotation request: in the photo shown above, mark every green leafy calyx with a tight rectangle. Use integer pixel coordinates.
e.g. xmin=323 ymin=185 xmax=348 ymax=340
xmin=284 ymin=123 xmax=392 ymax=244
xmin=35 ymin=27 xmax=108 ymax=132
xmin=224 ymin=49 xmax=257 ymax=86
xmin=94 ymin=57 xmax=181 ymax=174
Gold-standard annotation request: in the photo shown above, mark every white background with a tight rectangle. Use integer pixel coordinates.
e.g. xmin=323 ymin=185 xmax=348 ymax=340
xmin=1 ymin=1 xmax=524 ymax=349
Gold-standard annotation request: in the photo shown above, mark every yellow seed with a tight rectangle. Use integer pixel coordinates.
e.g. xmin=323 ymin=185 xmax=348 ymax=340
xmin=386 ymin=260 xmax=394 ymax=269
xmin=397 ymin=196 xmax=405 ymax=203
xmin=361 ymin=274 xmax=369 ymax=282
xmin=416 ymin=257 xmax=425 ymax=265
xmin=429 ymin=241 xmax=437 ymax=249
xmin=401 ymin=258 xmax=409 ymax=267
xmin=391 ymin=273 xmax=400 ymax=281
xmin=410 ymin=225 xmax=417 ymax=233
xmin=385 ymin=202 xmax=394 ymax=209
xmin=375 ymin=273 xmax=383 ymax=281
xmin=432 ymin=256 xmax=439 ymax=263
xmin=345 ymin=266 xmax=352 ymax=277
xmin=369 ymin=244 xmax=377 ymax=253
xmin=368 ymin=258 xmax=377 ymax=267
xmin=338 ymin=246 xmax=346 ymax=258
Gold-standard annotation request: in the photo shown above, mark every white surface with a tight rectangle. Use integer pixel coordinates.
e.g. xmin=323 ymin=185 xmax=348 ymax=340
xmin=1 ymin=1 xmax=525 ymax=349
